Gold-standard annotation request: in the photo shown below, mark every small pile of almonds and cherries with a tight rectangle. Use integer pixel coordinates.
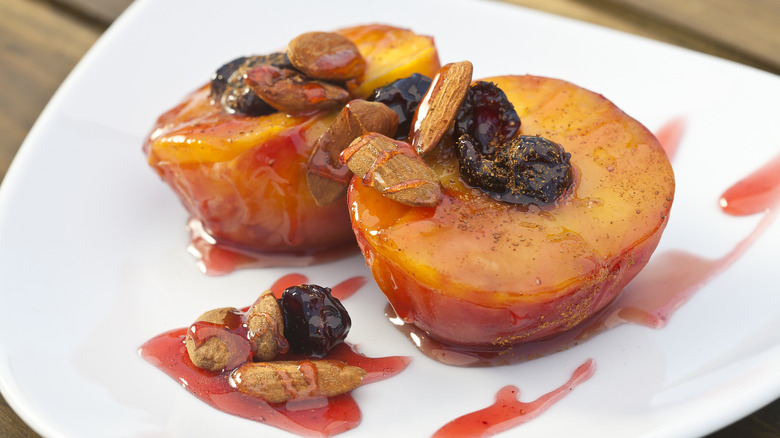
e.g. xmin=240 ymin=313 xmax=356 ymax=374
xmin=190 ymin=30 xmax=574 ymax=402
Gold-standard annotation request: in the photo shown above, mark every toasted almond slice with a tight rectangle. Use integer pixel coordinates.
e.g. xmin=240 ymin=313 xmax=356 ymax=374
xmin=408 ymin=61 xmax=473 ymax=155
xmin=341 ymin=132 xmax=441 ymax=207
xmin=307 ymin=100 xmax=398 ymax=205
xmin=231 ymin=360 xmax=366 ymax=403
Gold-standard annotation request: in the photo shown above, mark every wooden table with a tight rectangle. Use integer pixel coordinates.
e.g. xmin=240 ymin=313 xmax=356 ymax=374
xmin=1 ymin=0 xmax=778 ymax=436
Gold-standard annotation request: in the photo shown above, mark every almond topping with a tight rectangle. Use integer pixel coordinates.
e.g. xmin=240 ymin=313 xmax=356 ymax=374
xmin=246 ymin=290 xmax=289 ymax=361
xmin=231 ymin=360 xmax=366 ymax=403
xmin=185 ymin=307 xmax=251 ymax=372
xmin=245 ymin=65 xmax=349 ymax=115
xmin=340 ymin=132 xmax=441 ymax=207
xmin=287 ymin=32 xmax=366 ymax=81
xmin=408 ymin=61 xmax=473 ymax=155
xmin=307 ymin=100 xmax=398 ymax=205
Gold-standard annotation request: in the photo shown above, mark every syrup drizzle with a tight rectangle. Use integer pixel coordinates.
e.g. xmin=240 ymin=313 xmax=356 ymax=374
xmin=140 ymin=274 xmax=403 ymax=437
xmin=654 ymin=117 xmax=686 ymax=158
xmin=603 ymin=149 xmax=780 ymax=330
xmin=433 ymin=359 xmax=595 ymax=437
xmin=719 ymin=152 xmax=780 ymax=216
xmin=139 ymin=331 xmax=410 ymax=437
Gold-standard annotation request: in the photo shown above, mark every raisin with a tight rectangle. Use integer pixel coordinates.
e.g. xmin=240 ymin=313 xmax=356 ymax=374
xmin=367 ymin=73 xmax=433 ymax=140
xmin=457 ymin=135 xmax=573 ymax=206
xmin=279 ymin=284 xmax=351 ymax=357
xmin=210 ymin=56 xmax=246 ymax=100
xmin=455 ymin=81 xmax=521 ymax=154
xmin=210 ymin=53 xmax=291 ymax=116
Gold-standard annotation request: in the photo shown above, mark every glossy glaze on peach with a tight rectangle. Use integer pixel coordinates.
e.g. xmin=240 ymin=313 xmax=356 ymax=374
xmin=348 ymin=75 xmax=675 ymax=347
xmin=144 ymin=25 xmax=441 ymax=257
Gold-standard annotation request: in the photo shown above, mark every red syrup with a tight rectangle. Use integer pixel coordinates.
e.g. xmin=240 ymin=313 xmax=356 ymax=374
xmin=187 ymin=217 xmax=358 ymax=275
xmin=139 ymin=332 xmax=410 ymax=437
xmin=139 ymin=274 xmax=407 ymax=437
xmin=719 ymin=152 xmax=780 ymax=216
xmin=433 ymin=359 xmax=596 ymax=438
xmin=654 ymin=117 xmax=686 ymax=158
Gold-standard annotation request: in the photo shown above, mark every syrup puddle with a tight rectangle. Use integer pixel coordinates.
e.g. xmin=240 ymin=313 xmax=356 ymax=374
xmin=139 ymin=274 xmax=408 ymax=437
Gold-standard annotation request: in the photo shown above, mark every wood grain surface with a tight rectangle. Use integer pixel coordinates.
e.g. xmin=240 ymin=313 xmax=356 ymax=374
xmin=1 ymin=0 xmax=778 ymax=436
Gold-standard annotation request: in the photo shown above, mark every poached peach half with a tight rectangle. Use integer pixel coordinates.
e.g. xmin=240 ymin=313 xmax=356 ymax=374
xmin=144 ymin=25 xmax=440 ymax=263
xmin=348 ymin=75 xmax=674 ymax=347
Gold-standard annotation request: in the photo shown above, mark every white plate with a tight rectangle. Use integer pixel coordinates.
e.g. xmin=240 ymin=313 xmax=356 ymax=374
xmin=1 ymin=0 xmax=779 ymax=436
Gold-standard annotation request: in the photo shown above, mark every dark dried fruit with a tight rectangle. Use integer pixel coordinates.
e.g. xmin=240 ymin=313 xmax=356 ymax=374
xmin=280 ymin=284 xmax=351 ymax=357
xmin=457 ymin=135 xmax=573 ymax=206
xmin=210 ymin=53 xmax=291 ymax=116
xmin=367 ymin=73 xmax=433 ymax=140
xmin=454 ymin=81 xmax=520 ymax=154
xmin=210 ymin=56 xmax=247 ymax=100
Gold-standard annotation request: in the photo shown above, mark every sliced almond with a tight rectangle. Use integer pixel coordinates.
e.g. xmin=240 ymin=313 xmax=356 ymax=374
xmin=245 ymin=65 xmax=349 ymax=115
xmin=246 ymin=290 xmax=289 ymax=361
xmin=307 ymin=100 xmax=398 ymax=205
xmin=185 ymin=307 xmax=251 ymax=372
xmin=340 ymin=132 xmax=441 ymax=207
xmin=408 ymin=61 xmax=473 ymax=155
xmin=287 ymin=32 xmax=366 ymax=81
xmin=231 ymin=360 xmax=366 ymax=403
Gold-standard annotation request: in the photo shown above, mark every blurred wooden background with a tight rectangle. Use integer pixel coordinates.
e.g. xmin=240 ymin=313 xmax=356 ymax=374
xmin=1 ymin=0 xmax=778 ymax=436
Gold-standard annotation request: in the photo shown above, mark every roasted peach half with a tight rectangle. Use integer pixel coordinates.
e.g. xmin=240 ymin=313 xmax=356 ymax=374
xmin=348 ymin=75 xmax=674 ymax=347
xmin=144 ymin=25 xmax=440 ymax=264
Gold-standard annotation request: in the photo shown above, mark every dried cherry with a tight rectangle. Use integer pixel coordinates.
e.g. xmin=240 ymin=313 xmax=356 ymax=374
xmin=453 ymin=81 xmax=571 ymax=206
xmin=367 ymin=73 xmax=433 ymax=140
xmin=280 ymin=284 xmax=351 ymax=357
xmin=210 ymin=56 xmax=246 ymax=100
xmin=457 ymin=134 xmax=573 ymax=206
xmin=454 ymin=81 xmax=520 ymax=154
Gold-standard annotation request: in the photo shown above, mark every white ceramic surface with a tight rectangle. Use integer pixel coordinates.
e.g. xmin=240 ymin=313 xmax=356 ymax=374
xmin=1 ymin=0 xmax=779 ymax=436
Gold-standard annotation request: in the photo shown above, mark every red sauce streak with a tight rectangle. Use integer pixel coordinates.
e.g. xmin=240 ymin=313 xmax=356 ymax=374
xmin=433 ymin=360 xmax=595 ymax=437
xmin=719 ymin=152 xmax=780 ymax=216
xmin=331 ymin=276 xmax=367 ymax=300
xmin=584 ymin=209 xmax=777 ymax=333
xmin=139 ymin=330 xmax=410 ymax=437
xmin=654 ymin=117 xmax=686 ymax=159
xmin=603 ymin=150 xmax=778 ymax=326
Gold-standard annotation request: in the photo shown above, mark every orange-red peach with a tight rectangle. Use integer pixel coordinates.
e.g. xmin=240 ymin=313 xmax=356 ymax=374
xmin=144 ymin=25 xmax=441 ymax=257
xmin=348 ymin=75 xmax=675 ymax=347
